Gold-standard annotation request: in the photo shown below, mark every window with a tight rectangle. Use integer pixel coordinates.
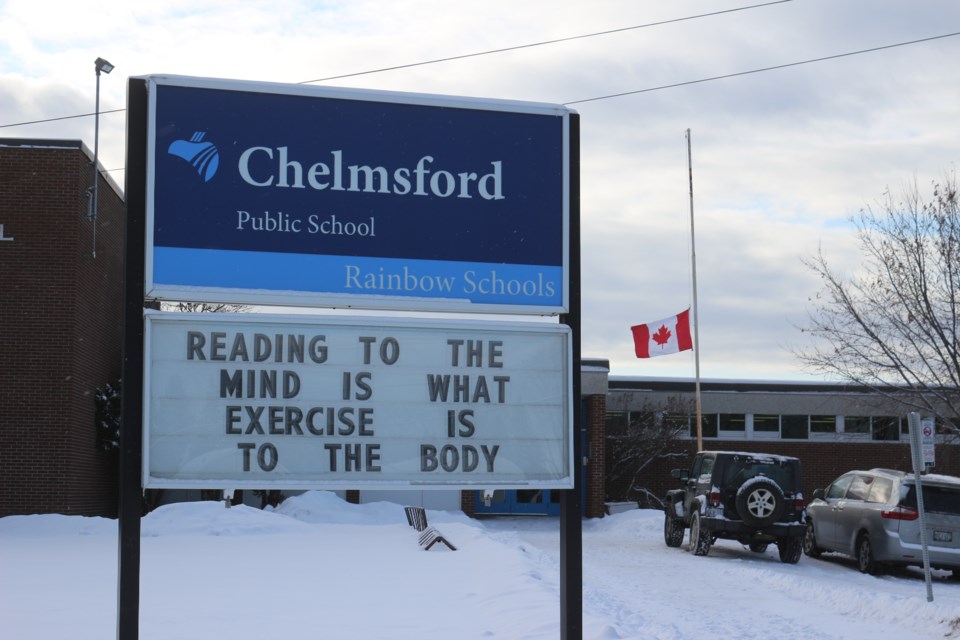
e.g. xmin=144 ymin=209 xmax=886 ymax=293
xmin=810 ymin=415 xmax=836 ymax=433
xmin=697 ymin=456 xmax=715 ymax=484
xmin=754 ymin=414 xmax=779 ymax=433
xmin=826 ymin=474 xmax=854 ymax=499
xmin=866 ymin=477 xmax=893 ymax=503
xmin=872 ymin=417 xmax=900 ymax=441
xmin=605 ymin=411 xmax=628 ymax=436
xmin=664 ymin=414 xmax=690 ymax=434
xmin=719 ymin=414 xmax=746 ymax=431
xmin=691 ymin=414 xmax=718 ymax=438
xmin=781 ymin=415 xmax=808 ymax=440
xmin=902 ymin=484 xmax=960 ymax=515
xmin=844 ymin=416 xmax=870 ymax=434
xmin=846 ymin=475 xmax=872 ymax=501
xmin=691 ymin=455 xmax=704 ymax=479
xmin=516 ymin=490 xmax=543 ymax=504
xmin=937 ymin=417 xmax=960 ymax=434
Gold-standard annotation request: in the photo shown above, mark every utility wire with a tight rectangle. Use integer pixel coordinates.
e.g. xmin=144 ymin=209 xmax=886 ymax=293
xmin=0 ymin=0 xmax=792 ymax=130
xmin=563 ymin=31 xmax=960 ymax=105
xmin=2 ymin=30 xmax=958 ymax=130
xmin=0 ymin=108 xmax=125 ymax=129
xmin=297 ymin=0 xmax=794 ymax=84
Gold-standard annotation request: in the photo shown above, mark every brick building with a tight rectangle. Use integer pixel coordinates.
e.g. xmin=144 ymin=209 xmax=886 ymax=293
xmin=3 ymin=137 xmax=955 ymax=521
xmin=0 ymin=138 xmax=125 ymax=517
xmin=603 ymin=370 xmax=960 ymax=506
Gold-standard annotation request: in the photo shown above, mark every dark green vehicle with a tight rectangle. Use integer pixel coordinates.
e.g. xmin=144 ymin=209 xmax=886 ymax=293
xmin=664 ymin=451 xmax=807 ymax=564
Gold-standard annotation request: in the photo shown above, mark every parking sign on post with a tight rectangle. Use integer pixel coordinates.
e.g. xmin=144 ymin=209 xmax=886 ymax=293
xmin=921 ymin=417 xmax=936 ymax=467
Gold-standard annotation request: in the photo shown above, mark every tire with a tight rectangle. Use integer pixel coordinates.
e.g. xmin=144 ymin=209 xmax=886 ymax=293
xmin=748 ymin=542 xmax=769 ymax=553
xmin=778 ymin=536 xmax=803 ymax=564
xmin=856 ymin=534 xmax=882 ymax=575
xmin=735 ymin=478 xmax=786 ymax=528
xmin=664 ymin=510 xmax=685 ymax=548
xmin=802 ymin=520 xmax=822 ymax=558
xmin=690 ymin=511 xmax=712 ymax=556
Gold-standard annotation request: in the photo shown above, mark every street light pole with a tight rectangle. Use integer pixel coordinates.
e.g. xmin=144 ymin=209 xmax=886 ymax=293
xmin=90 ymin=56 xmax=113 ymax=257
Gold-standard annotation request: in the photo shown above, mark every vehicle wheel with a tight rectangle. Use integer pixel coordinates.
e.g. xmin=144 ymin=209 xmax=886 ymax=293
xmin=735 ymin=478 xmax=785 ymax=528
xmin=690 ymin=511 xmax=712 ymax=556
xmin=664 ymin=510 xmax=685 ymax=548
xmin=856 ymin=534 xmax=882 ymax=575
xmin=748 ymin=542 xmax=768 ymax=553
xmin=778 ymin=536 xmax=803 ymax=564
xmin=802 ymin=520 xmax=822 ymax=558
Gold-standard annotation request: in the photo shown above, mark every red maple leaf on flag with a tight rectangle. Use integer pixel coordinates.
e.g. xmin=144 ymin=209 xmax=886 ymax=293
xmin=653 ymin=324 xmax=672 ymax=347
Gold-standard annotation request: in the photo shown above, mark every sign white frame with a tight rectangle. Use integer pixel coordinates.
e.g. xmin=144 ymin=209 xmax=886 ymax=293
xmin=143 ymin=311 xmax=573 ymax=490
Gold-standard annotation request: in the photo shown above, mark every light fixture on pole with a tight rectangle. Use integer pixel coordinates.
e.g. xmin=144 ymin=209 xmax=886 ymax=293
xmin=89 ymin=56 xmax=113 ymax=257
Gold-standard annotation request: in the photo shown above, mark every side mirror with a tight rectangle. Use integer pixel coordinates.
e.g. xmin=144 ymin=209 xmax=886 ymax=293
xmin=671 ymin=469 xmax=689 ymax=482
xmin=812 ymin=488 xmax=825 ymax=501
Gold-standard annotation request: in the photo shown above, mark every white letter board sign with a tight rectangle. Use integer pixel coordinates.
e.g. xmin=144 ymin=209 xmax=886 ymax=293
xmin=143 ymin=311 xmax=573 ymax=489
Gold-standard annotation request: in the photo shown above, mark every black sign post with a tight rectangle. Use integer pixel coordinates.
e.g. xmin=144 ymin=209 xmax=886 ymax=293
xmin=118 ymin=77 xmax=148 ymax=640
xmin=560 ymin=112 xmax=582 ymax=639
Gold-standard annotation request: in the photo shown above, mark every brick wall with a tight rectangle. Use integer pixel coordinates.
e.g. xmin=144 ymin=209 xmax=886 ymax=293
xmin=585 ymin=394 xmax=606 ymax=518
xmin=0 ymin=142 xmax=124 ymax=516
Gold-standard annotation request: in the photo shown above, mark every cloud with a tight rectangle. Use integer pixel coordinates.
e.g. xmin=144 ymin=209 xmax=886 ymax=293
xmin=3 ymin=0 xmax=960 ymax=382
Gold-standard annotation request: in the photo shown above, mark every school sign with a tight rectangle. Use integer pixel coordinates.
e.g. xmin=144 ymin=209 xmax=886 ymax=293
xmin=146 ymin=76 xmax=571 ymax=313
xmin=144 ymin=313 xmax=573 ymax=489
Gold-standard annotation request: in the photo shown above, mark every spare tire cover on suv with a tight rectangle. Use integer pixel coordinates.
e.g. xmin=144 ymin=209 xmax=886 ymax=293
xmin=735 ymin=477 xmax=786 ymax=527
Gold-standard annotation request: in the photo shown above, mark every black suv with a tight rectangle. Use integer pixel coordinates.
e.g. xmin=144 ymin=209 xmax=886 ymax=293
xmin=664 ymin=450 xmax=807 ymax=563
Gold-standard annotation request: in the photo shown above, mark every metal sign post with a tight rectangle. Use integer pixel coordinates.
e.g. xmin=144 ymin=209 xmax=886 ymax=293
xmin=118 ymin=77 xmax=148 ymax=640
xmin=907 ymin=412 xmax=934 ymax=602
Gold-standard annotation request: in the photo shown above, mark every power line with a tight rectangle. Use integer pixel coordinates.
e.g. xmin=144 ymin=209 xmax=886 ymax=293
xmin=0 ymin=1 xmax=793 ymax=130
xmin=297 ymin=0 xmax=794 ymax=84
xmin=563 ymin=31 xmax=960 ymax=105
xmin=2 ymin=29 xmax=958 ymax=131
xmin=0 ymin=108 xmax=124 ymax=130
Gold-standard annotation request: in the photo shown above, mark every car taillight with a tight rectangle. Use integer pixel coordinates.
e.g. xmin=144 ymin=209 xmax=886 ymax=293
xmin=881 ymin=506 xmax=919 ymax=521
xmin=709 ymin=490 xmax=722 ymax=508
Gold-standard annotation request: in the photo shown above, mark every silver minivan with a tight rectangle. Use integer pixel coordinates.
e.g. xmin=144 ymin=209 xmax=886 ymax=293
xmin=804 ymin=468 xmax=960 ymax=575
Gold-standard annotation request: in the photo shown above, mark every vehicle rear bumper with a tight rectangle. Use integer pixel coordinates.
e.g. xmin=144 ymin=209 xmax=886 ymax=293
xmin=875 ymin=531 xmax=960 ymax=569
xmin=701 ymin=517 xmax=806 ymax=538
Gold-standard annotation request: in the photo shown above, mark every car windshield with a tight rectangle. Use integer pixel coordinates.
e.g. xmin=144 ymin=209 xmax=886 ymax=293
xmin=721 ymin=456 xmax=796 ymax=489
xmin=902 ymin=483 xmax=960 ymax=515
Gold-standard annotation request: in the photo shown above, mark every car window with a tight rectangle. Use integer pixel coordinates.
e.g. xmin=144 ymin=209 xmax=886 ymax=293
xmin=846 ymin=475 xmax=873 ymax=501
xmin=697 ymin=457 xmax=715 ymax=484
xmin=691 ymin=456 xmax=703 ymax=480
xmin=720 ymin=457 xmax=797 ymax=489
xmin=866 ymin=477 xmax=893 ymax=503
xmin=826 ymin=474 xmax=854 ymax=499
xmin=902 ymin=484 xmax=960 ymax=515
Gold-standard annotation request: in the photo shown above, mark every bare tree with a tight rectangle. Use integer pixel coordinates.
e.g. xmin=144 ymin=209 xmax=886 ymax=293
xmin=160 ymin=301 xmax=250 ymax=313
xmin=798 ymin=172 xmax=960 ymax=431
xmin=606 ymin=396 xmax=693 ymax=507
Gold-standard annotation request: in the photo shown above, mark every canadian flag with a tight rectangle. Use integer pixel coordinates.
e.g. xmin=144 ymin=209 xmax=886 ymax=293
xmin=631 ymin=309 xmax=693 ymax=358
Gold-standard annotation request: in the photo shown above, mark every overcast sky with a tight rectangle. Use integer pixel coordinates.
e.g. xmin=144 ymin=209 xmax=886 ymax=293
xmin=3 ymin=0 xmax=959 ymax=381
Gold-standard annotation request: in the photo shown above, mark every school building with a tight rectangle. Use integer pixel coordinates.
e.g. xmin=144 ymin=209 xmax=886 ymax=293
xmin=2 ymin=137 xmax=957 ymax=519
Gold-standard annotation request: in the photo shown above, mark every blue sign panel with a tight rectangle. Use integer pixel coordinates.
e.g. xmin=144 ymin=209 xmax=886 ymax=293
xmin=145 ymin=76 xmax=570 ymax=313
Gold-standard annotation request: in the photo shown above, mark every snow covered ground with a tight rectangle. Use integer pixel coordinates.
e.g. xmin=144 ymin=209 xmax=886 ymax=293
xmin=3 ymin=491 xmax=960 ymax=639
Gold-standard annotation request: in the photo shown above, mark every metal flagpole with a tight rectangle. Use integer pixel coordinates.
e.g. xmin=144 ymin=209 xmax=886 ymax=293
xmin=686 ymin=129 xmax=703 ymax=452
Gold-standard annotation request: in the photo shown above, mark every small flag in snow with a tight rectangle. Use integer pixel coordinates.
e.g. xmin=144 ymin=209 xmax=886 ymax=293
xmin=631 ymin=310 xmax=693 ymax=358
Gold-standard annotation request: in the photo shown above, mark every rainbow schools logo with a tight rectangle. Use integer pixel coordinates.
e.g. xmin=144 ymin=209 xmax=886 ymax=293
xmin=167 ymin=132 xmax=220 ymax=182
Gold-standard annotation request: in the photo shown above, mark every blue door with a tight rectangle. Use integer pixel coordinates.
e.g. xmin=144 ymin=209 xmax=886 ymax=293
xmin=474 ymin=489 xmax=562 ymax=515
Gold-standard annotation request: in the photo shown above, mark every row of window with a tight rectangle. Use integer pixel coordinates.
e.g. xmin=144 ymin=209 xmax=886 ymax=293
xmin=605 ymin=412 xmax=956 ymax=442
